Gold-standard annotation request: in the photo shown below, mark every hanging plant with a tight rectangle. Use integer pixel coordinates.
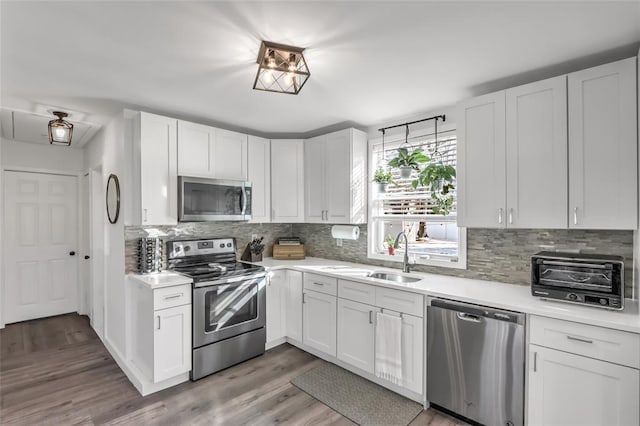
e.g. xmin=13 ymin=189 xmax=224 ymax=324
xmin=388 ymin=147 xmax=430 ymax=178
xmin=412 ymin=162 xmax=457 ymax=216
xmin=372 ymin=167 xmax=394 ymax=192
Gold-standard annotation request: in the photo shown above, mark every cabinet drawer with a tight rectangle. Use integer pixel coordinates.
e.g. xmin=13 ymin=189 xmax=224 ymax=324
xmin=303 ymin=273 xmax=337 ymax=296
xmin=529 ymin=315 xmax=640 ymax=368
xmin=153 ymin=284 xmax=192 ymax=310
xmin=338 ymin=279 xmax=375 ymax=306
xmin=375 ymin=287 xmax=423 ymax=318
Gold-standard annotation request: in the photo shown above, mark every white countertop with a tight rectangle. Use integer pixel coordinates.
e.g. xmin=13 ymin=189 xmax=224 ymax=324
xmin=255 ymin=257 xmax=640 ymax=334
xmin=128 ymin=271 xmax=193 ymax=289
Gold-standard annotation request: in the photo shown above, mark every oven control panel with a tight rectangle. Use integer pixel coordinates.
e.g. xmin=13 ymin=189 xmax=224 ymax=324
xmin=167 ymin=238 xmax=236 ymax=259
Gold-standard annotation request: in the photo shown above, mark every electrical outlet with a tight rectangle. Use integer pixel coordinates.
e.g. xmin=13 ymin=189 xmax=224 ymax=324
xmin=336 ymin=238 xmax=343 ymax=247
xmin=251 ymin=234 xmax=258 ymax=241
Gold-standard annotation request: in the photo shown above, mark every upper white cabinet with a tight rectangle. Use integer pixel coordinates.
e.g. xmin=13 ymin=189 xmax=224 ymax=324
xmin=177 ymin=120 xmax=248 ymax=181
xmin=505 ymin=75 xmax=568 ymax=228
xmin=457 ymin=91 xmax=506 ymax=228
xmin=271 ymin=139 xmax=305 ymax=222
xmin=568 ymin=58 xmax=637 ymax=229
xmin=304 ymin=128 xmax=368 ymax=224
xmin=247 ymin=135 xmax=271 ymax=223
xmin=130 ymin=112 xmax=178 ymax=226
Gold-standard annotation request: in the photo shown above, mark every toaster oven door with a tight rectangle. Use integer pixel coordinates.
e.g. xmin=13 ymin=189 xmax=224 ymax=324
xmin=535 ymin=260 xmax=615 ymax=293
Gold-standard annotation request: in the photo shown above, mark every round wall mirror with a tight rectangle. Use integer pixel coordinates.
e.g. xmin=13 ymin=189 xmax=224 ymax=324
xmin=106 ymin=174 xmax=120 ymax=224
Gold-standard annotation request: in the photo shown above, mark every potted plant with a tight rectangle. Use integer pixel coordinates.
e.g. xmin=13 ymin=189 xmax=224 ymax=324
xmin=388 ymin=147 xmax=430 ymax=178
xmin=384 ymin=234 xmax=396 ymax=255
xmin=372 ymin=167 xmax=394 ymax=192
xmin=412 ymin=162 xmax=457 ymax=216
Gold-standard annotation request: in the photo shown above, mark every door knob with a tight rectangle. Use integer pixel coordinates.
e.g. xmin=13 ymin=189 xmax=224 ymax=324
xmin=84 ymin=255 xmax=90 ymax=260
xmin=69 ymin=251 xmax=76 ymax=256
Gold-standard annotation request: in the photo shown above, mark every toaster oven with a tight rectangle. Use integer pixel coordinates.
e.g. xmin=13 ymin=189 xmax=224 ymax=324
xmin=531 ymin=252 xmax=624 ymax=310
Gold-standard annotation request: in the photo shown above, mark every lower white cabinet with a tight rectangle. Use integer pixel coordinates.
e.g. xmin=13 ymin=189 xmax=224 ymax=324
xmin=286 ymin=270 xmax=303 ymax=342
xmin=397 ymin=312 xmax=423 ymax=395
xmin=303 ymin=289 xmax=337 ymax=356
xmin=266 ymin=270 xmax=286 ymax=344
xmin=528 ymin=344 xmax=639 ymax=426
xmin=337 ymin=298 xmax=375 ymax=373
xmin=153 ymin=304 xmax=191 ymax=382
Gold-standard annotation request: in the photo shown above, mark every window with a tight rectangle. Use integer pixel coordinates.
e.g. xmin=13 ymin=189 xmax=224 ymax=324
xmin=368 ymin=128 xmax=467 ymax=269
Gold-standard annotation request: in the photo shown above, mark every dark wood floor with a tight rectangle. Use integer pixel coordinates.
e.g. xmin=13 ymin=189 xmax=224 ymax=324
xmin=0 ymin=314 xmax=466 ymax=425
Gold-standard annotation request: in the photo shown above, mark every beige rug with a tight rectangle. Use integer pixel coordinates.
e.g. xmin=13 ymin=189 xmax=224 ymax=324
xmin=291 ymin=363 xmax=423 ymax=426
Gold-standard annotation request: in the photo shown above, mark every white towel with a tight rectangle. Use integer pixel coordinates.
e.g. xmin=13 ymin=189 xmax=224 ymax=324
xmin=375 ymin=311 xmax=403 ymax=385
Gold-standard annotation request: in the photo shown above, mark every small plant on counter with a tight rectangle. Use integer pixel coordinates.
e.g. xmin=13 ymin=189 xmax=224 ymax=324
xmin=388 ymin=147 xmax=430 ymax=178
xmin=372 ymin=167 xmax=394 ymax=193
xmin=384 ymin=234 xmax=396 ymax=255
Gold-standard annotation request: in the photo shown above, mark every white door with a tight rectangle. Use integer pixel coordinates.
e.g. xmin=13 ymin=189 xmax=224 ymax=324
xmin=4 ymin=171 xmax=78 ymax=323
xmin=266 ymin=270 xmax=285 ymax=344
xmin=286 ymin=270 xmax=303 ymax=342
xmin=213 ymin=128 xmax=248 ymax=181
xmin=528 ymin=344 xmax=639 ymax=426
xmin=337 ymin=298 xmax=375 ymax=373
xmin=456 ymin=91 xmax=506 ymax=228
xmin=568 ymin=57 xmax=637 ymax=229
xmin=271 ymin=140 xmax=305 ymax=222
xmin=154 ymin=304 xmax=191 ymax=382
xmin=506 ymin=76 xmax=568 ymax=228
xmin=177 ymin=120 xmax=214 ymax=177
xmin=325 ymin=130 xmax=351 ymax=223
xmin=304 ymin=135 xmax=326 ymax=223
xmin=302 ymin=289 xmax=337 ymax=356
xmin=247 ymin=135 xmax=271 ymax=223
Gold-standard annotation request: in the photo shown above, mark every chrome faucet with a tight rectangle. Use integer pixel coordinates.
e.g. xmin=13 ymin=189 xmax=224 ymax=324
xmin=394 ymin=231 xmax=411 ymax=273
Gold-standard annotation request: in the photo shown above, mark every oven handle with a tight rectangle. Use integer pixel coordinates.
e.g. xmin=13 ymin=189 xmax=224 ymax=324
xmin=540 ymin=260 xmax=612 ymax=270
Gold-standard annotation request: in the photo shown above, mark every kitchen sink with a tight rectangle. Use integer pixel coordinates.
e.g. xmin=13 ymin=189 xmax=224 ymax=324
xmin=367 ymin=271 xmax=421 ymax=283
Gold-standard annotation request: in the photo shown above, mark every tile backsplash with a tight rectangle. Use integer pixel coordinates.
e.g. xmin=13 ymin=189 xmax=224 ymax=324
xmin=291 ymin=224 xmax=635 ymax=297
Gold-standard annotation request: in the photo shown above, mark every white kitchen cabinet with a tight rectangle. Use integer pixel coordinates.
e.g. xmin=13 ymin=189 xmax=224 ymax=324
xmin=528 ymin=344 xmax=639 ymax=426
xmin=456 ymin=91 xmax=506 ymax=228
xmin=153 ymin=304 xmax=191 ymax=383
xmin=266 ymin=270 xmax=286 ymax=345
xmin=248 ymin=135 xmax=271 ymax=223
xmin=397 ymin=312 xmax=423 ymax=395
xmin=286 ymin=270 xmax=303 ymax=342
xmin=302 ymin=289 xmax=337 ymax=356
xmin=130 ymin=112 xmax=178 ymax=225
xmin=568 ymin=57 xmax=638 ymax=229
xmin=304 ymin=128 xmax=367 ymax=224
xmin=337 ymin=298 xmax=375 ymax=374
xmin=506 ymin=76 xmax=568 ymax=228
xmin=177 ymin=121 xmax=248 ymax=181
xmin=271 ymin=139 xmax=305 ymax=222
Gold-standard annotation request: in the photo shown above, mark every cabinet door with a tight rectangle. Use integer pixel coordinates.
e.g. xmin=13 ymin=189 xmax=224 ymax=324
xmin=325 ymin=130 xmax=352 ymax=223
xmin=213 ymin=129 xmax=248 ymax=180
xmin=400 ymin=313 xmax=423 ymax=394
xmin=456 ymin=91 xmax=506 ymax=228
xmin=528 ymin=344 xmax=639 ymax=426
xmin=568 ymin=57 xmax=637 ymax=229
xmin=304 ymin=135 xmax=326 ymax=223
xmin=286 ymin=270 xmax=303 ymax=342
xmin=153 ymin=304 xmax=191 ymax=383
xmin=271 ymin=140 xmax=305 ymax=222
xmin=177 ymin=120 xmax=214 ymax=177
xmin=337 ymin=298 xmax=375 ymax=373
xmin=140 ymin=112 xmax=178 ymax=225
xmin=266 ymin=271 xmax=285 ymax=344
xmin=248 ymin=136 xmax=271 ymax=223
xmin=506 ymin=76 xmax=568 ymax=228
xmin=302 ymin=290 xmax=337 ymax=356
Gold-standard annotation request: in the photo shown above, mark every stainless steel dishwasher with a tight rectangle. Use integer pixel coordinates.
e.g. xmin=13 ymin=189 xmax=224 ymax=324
xmin=427 ymin=298 xmax=525 ymax=426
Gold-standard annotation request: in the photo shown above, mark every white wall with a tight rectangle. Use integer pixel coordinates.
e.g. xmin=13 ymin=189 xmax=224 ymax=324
xmin=1 ymin=137 xmax=84 ymax=172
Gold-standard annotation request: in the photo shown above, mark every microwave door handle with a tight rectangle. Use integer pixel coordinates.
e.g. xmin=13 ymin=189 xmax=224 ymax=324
xmin=240 ymin=186 xmax=248 ymax=215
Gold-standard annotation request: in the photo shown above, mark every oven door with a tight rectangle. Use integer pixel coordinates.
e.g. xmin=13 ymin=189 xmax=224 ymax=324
xmin=179 ymin=176 xmax=252 ymax=222
xmin=193 ymin=276 xmax=266 ymax=348
xmin=534 ymin=259 xmax=616 ymax=293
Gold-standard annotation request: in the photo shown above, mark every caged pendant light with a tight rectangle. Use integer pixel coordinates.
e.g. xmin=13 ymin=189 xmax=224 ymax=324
xmin=253 ymin=41 xmax=310 ymax=95
xmin=48 ymin=111 xmax=74 ymax=146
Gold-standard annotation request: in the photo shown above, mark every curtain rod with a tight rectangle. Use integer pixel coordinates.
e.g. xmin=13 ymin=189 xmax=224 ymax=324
xmin=378 ymin=114 xmax=446 ymax=133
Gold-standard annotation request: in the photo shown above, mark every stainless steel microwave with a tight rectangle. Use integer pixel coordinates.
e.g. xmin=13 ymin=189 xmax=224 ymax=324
xmin=178 ymin=176 xmax=252 ymax=222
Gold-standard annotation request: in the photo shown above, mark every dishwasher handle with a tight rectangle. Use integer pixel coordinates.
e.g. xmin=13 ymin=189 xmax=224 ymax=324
xmin=457 ymin=312 xmax=482 ymax=323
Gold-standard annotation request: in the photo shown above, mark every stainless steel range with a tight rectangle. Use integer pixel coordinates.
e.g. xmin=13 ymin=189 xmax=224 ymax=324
xmin=166 ymin=238 xmax=267 ymax=381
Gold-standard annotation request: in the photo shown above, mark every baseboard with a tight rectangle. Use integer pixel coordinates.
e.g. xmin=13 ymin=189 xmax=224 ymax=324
xmin=285 ymin=337 xmax=423 ymax=404
xmin=103 ymin=336 xmax=189 ymax=396
xmin=266 ymin=336 xmax=287 ymax=350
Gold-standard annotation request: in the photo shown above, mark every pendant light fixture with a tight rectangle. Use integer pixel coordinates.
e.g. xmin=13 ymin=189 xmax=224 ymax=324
xmin=48 ymin=111 xmax=74 ymax=146
xmin=253 ymin=41 xmax=310 ymax=95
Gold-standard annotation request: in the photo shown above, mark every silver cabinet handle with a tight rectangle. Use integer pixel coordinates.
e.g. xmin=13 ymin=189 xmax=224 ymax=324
xmin=573 ymin=207 xmax=578 ymax=225
xmin=144 ymin=208 xmax=148 ymax=222
xmin=313 ymin=282 xmax=325 ymax=286
xmin=567 ymin=335 xmax=593 ymax=344
xmin=157 ymin=315 xmax=161 ymax=330
xmin=509 ymin=208 xmax=513 ymax=224
xmin=533 ymin=351 xmax=537 ymax=372
xmin=369 ymin=310 xmax=373 ymax=324
xmin=163 ymin=293 xmax=183 ymax=300
xmin=498 ymin=208 xmax=503 ymax=224
xmin=302 ymin=293 xmax=306 ymax=304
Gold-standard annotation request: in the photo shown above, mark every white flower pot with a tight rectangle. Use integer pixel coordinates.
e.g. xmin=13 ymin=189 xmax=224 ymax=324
xmin=375 ymin=182 xmax=389 ymax=193
xmin=399 ymin=166 xmax=412 ymax=178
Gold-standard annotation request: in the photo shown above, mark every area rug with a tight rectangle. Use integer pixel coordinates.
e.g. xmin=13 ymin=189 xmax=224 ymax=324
xmin=290 ymin=363 xmax=423 ymax=426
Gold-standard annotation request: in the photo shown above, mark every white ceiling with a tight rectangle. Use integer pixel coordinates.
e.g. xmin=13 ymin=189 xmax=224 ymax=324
xmin=1 ymin=1 xmax=639 ymax=139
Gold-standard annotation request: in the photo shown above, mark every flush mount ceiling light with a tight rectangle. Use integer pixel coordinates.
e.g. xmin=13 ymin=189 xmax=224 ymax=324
xmin=48 ymin=111 xmax=74 ymax=146
xmin=253 ymin=41 xmax=310 ymax=95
